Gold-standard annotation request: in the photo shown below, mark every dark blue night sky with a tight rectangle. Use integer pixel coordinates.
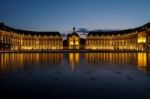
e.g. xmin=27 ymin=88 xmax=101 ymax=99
xmin=0 ymin=0 xmax=150 ymax=33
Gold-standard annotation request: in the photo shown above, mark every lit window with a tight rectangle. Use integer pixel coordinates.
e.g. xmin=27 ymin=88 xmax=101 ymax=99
xmin=75 ymin=41 xmax=79 ymax=45
xmin=70 ymin=41 xmax=74 ymax=45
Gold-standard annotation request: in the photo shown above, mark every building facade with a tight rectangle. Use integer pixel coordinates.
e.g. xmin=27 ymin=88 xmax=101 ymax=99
xmin=85 ymin=23 xmax=150 ymax=51
xmin=67 ymin=27 xmax=80 ymax=49
xmin=0 ymin=23 xmax=63 ymax=50
xmin=1 ymin=22 xmax=150 ymax=51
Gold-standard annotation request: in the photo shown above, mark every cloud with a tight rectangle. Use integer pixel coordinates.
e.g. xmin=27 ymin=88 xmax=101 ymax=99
xmin=90 ymin=29 xmax=120 ymax=32
xmin=77 ymin=28 xmax=89 ymax=33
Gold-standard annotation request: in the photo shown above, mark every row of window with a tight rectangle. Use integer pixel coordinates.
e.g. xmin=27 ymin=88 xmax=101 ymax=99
xmin=86 ymin=39 xmax=137 ymax=45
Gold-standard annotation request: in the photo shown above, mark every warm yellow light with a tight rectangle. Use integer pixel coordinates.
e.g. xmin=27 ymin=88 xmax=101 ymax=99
xmin=75 ymin=53 xmax=79 ymax=64
xmin=21 ymin=46 xmax=32 ymax=50
xmin=75 ymin=41 xmax=79 ymax=45
xmin=68 ymin=53 xmax=79 ymax=71
xmin=21 ymin=47 xmax=32 ymax=50
xmin=70 ymin=41 xmax=74 ymax=45
xmin=138 ymin=37 xmax=146 ymax=43
xmin=52 ymin=47 xmax=56 ymax=49
xmin=137 ymin=53 xmax=147 ymax=72
xmin=69 ymin=53 xmax=74 ymax=71
xmin=92 ymin=47 xmax=97 ymax=50
xmin=143 ymin=39 xmax=146 ymax=43
xmin=69 ymin=53 xmax=74 ymax=62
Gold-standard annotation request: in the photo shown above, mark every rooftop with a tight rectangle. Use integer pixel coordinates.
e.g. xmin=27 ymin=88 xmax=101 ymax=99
xmin=88 ymin=22 xmax=150 ymax=36
xmin=0 ymin=23 xmax=61 ymax=36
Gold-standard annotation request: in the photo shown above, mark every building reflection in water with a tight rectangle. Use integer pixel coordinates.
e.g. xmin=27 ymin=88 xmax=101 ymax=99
xmin=68 ymin=53 xmax=79 ymax=71
xmin=85 ymin=53 xmax=136 ymax=64
xmin=137 ymin=53 xmax=148 ymax=72
xmin=85 ymin=53 xmax=149 ymax=72
xmin=0 ymin=53 xmax=63 ymax=72
xmin=0 ymin=52 xmax=149 ymax=73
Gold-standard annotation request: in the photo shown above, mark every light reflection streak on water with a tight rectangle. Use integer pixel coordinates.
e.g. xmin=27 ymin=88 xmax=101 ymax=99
xmin=0 ymin=53 xmax=149 ymax=73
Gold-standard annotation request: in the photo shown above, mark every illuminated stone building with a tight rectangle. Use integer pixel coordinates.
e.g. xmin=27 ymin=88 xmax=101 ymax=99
xmin=0 ymin=23 xmax=63 ymax=50
xmin=67 ymin=27 xmax=80 ymax=49
xmin=85 ymin=22 xmax=150 ymax=51
xmin=1 ymin=22 xmax=150 ymax=51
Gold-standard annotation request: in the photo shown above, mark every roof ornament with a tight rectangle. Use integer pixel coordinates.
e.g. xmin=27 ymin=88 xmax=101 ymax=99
xmin=73 ymin=27 xmax=75 ymax=32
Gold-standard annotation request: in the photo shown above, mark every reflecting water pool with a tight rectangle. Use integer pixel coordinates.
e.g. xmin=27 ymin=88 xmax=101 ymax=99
xmin=0 ymin=53 xmax=150 ymax=99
